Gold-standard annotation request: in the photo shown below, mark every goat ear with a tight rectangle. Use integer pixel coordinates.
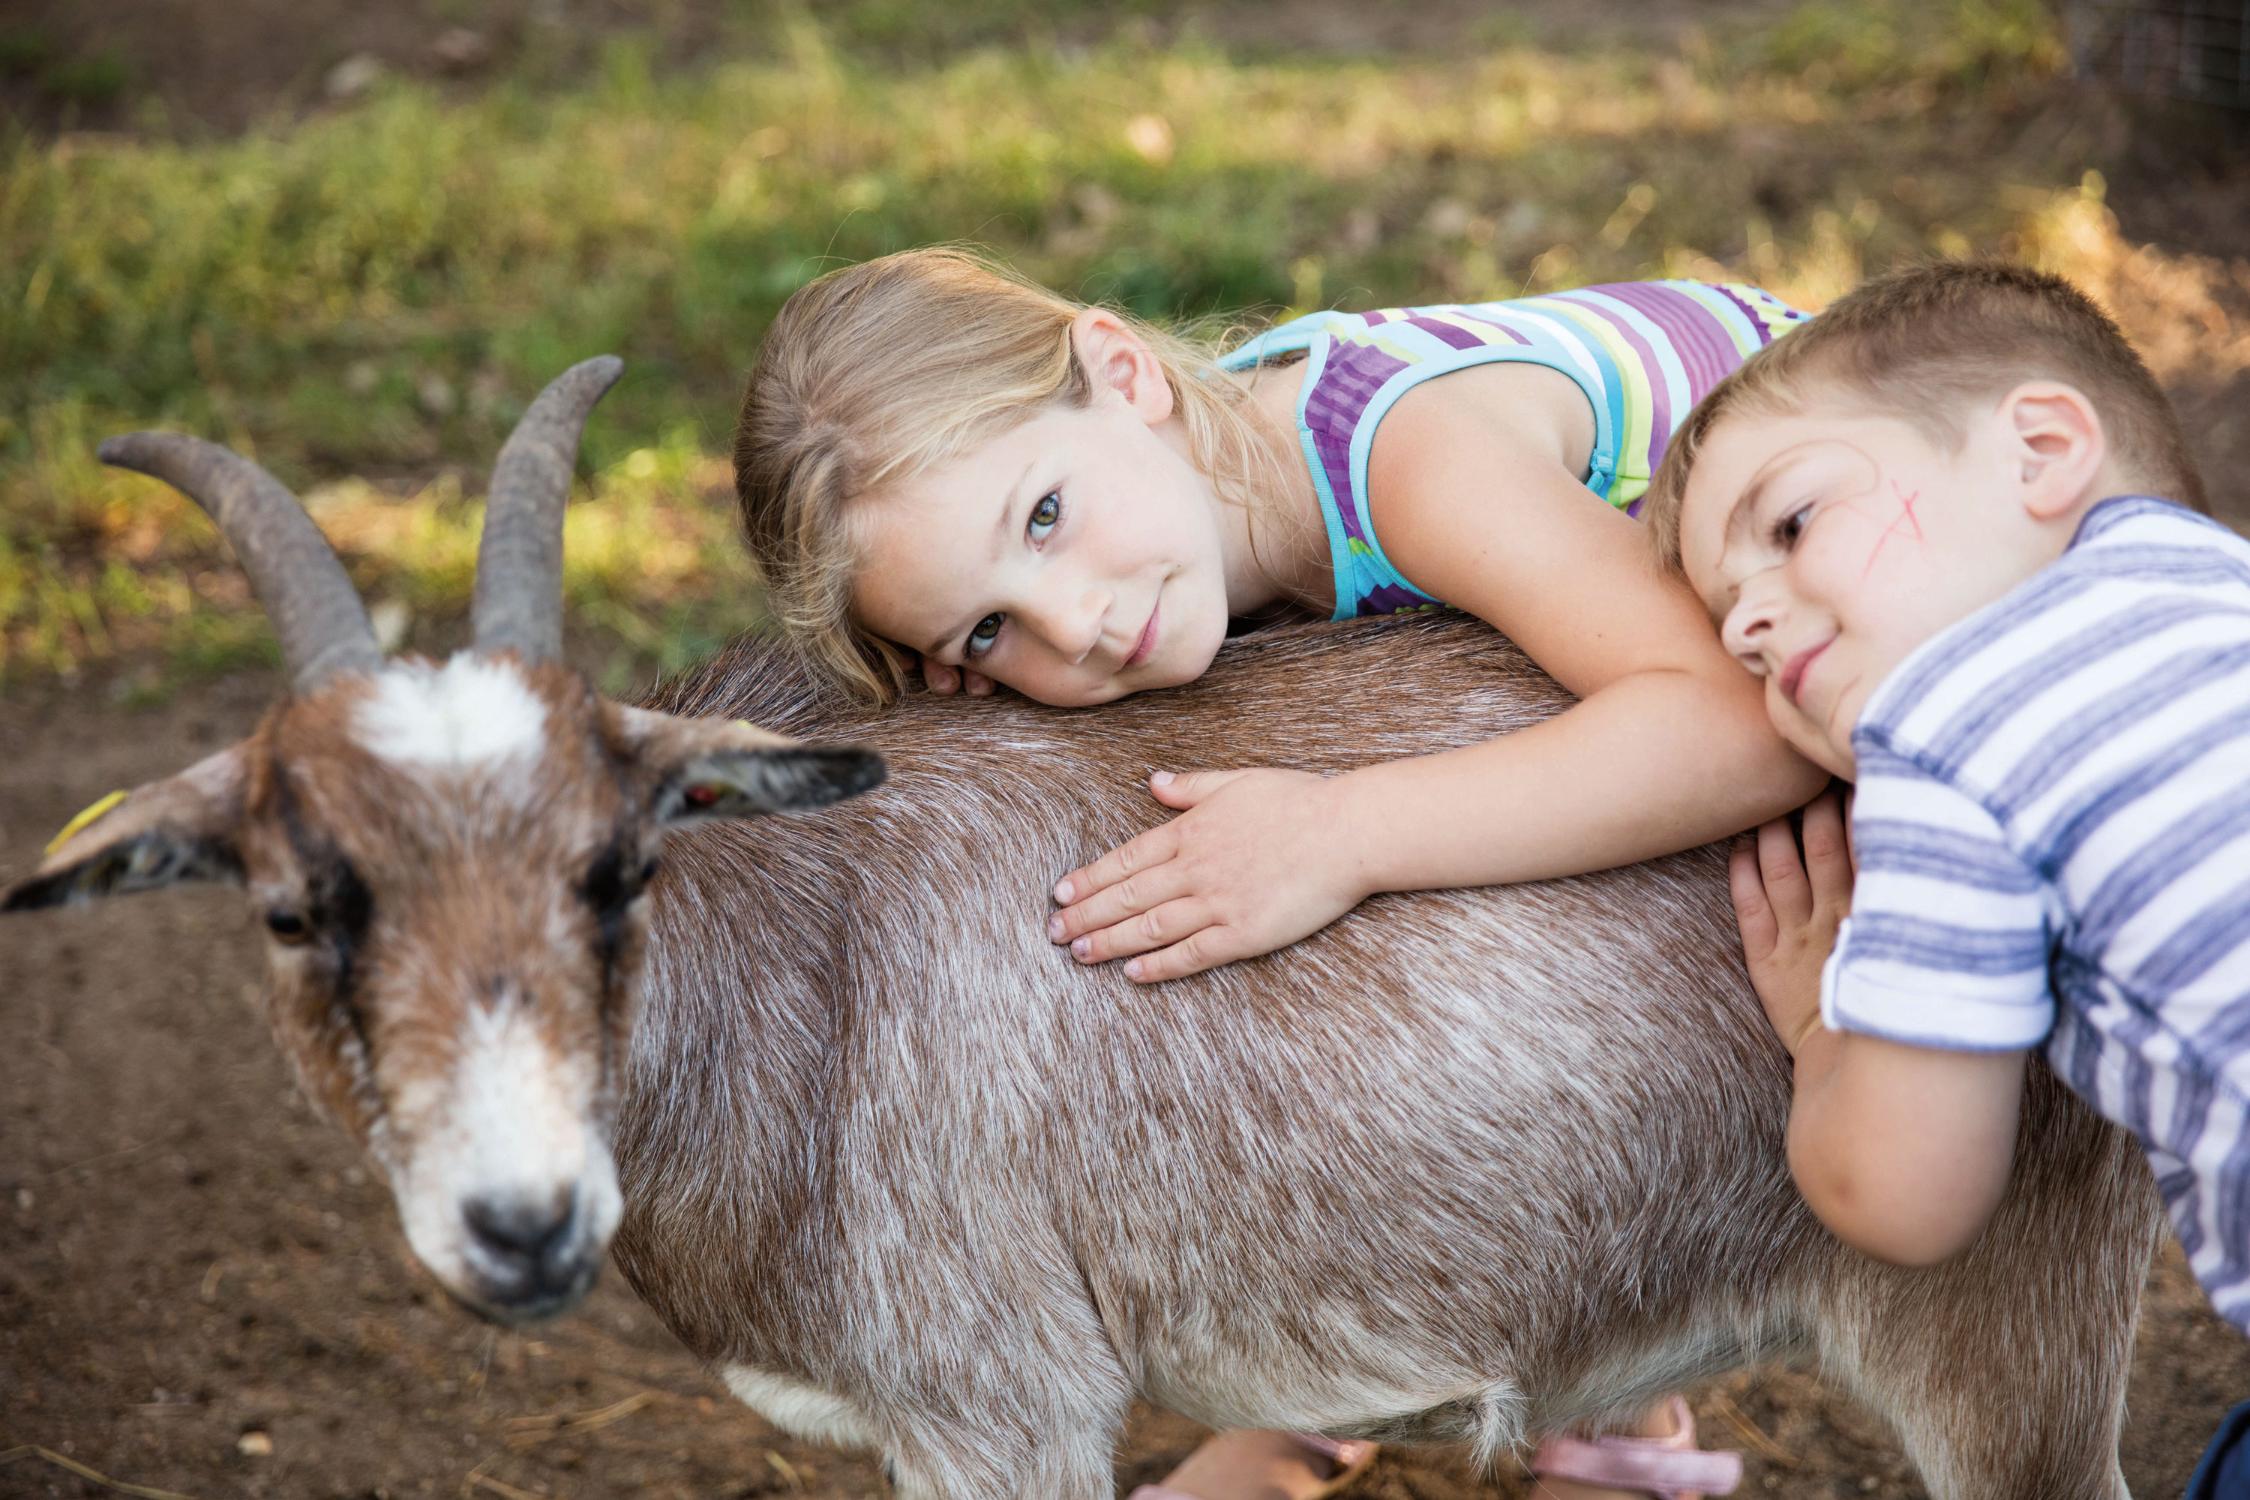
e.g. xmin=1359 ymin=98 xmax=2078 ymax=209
xmin=2 ymin=744 xmax=249 ymax=912
xmin=652 ymin=746 xmax=887 ymax=825
xmin=608 ymin=706 xmax=886 ymax=826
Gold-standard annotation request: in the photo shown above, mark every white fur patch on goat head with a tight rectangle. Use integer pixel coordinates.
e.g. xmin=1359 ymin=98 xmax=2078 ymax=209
xmin=391 ymin=995 xmax=622 ymax=1303
xmin=353 ymin=655 xmax=549 ymax=770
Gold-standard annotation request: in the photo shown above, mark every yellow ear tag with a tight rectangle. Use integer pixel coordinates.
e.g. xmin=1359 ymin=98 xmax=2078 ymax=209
xmin=46 ymin=789 xmax=128 ymax=856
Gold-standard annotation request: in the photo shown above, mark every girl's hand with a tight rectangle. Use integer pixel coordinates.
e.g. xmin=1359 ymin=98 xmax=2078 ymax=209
xmin=1728 ymin=789 xmax=1854 ymax=1058
xmin=1048 ymin=768 xmax=1371 ymax=983
xmin=916 ymin=654 xmax=997 ymax=697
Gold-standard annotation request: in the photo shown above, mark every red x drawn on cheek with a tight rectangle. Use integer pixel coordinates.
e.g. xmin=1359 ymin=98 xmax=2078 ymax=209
xmin=1860 ymin=481 xmax=1925 ymax=580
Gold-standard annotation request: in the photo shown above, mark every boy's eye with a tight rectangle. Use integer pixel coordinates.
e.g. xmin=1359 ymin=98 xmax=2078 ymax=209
xmin=965 ymin=612 xmax=1005 ymax=658
xmin=1028 ymin=491 xmax=1061 ymax=542
xmin=1771 ymin=503 xmax=1812 ymax=547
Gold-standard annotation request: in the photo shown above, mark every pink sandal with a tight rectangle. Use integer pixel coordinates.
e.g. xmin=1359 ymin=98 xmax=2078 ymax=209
xmin=1528 ymin=1397 xmax=1743 ymax=1499
xmin=1129 ymin=1432 xmax=1378 ymax=1500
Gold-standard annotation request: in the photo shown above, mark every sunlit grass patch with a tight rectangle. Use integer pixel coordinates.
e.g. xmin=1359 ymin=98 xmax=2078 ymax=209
xmin=2016 ymin=173 xmax=2250 ymax=395
xmin=9 ymin=437 xmax=757 ymax=694
xmin=0 ymin=0 xmax=2139 ymax=685
xmin=1756 ymin=0 xmax=2065 ymax=94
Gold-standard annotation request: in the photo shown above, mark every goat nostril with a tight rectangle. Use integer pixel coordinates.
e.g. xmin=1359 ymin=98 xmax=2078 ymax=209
xmin=463 ymin=1190 xmax=577 ymax=1264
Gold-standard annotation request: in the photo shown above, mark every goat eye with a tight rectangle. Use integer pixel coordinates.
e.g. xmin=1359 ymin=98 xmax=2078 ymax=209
xmin=264 ymin=909 xmax=311 ymax=944
xmin=580 ymin=846 xmax=653 ymax=920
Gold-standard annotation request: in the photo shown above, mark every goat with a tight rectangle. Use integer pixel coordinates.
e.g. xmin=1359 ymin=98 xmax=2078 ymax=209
xmin=4 ymin=358 xmax=2164 ymax=1499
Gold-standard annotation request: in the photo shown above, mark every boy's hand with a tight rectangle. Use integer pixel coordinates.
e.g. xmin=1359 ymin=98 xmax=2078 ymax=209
xmin=916 ymin=654 xmax=997 ymax=697
xmin=1729 ymin=789 xmax=1853 ymax=1058
xmin=1048 ymin=768 xmax=1371 ymax=983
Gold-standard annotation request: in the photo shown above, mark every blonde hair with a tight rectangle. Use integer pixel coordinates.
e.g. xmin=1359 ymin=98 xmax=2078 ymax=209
xmin=1643 ymin=259 xmax=2207 ymax=573
xmin=734 ymin=246 xmax=1290 ymax=702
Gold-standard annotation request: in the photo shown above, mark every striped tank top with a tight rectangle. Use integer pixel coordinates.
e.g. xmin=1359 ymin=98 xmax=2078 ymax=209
xmin=1216 ymin=282 xmax=1810 ymax=619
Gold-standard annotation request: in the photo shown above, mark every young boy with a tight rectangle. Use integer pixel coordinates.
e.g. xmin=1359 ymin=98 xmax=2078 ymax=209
xmin=1643 ymin=260 xmax=2248 ymax=1495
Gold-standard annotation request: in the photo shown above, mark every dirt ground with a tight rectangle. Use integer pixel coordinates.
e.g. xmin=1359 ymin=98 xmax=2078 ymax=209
xmin=8 ymin=2 xmax=2250 ymax=1497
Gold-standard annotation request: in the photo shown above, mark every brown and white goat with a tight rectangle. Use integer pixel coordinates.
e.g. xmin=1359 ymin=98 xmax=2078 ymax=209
xmin=5 ymin=359 xmax=2163 ymax=1499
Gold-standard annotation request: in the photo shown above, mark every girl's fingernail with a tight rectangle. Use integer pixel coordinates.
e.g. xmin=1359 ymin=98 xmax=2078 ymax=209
xmin=1072 ymin=937 xmax=1091 ymax=959
xmin=1151 ymin=770 xmax=1173 ymax=787
xmin=1124 ymin=959 xmax=1143 ymax=980
xmin=1053 ymin=879 xmax=1073 ymax=903
xmin=1047 ymin=915 xmax=1065 ymax=940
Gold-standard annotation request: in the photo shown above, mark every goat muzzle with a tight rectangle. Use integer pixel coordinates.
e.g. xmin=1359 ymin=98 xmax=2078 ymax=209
xmin=454 ymin=1185 xmax=606 ymax=1323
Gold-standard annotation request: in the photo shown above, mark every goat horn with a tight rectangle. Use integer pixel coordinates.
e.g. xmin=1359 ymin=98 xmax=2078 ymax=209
xmin=472 ymin=355 xmax=624 ymax=662
xmin=98 ymin=434 xmax=382 ymax=694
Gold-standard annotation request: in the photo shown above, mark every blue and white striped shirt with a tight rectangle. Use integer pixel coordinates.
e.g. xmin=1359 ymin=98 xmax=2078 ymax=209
xmin=1821 ymin=495 xmax=2250 ymax=1332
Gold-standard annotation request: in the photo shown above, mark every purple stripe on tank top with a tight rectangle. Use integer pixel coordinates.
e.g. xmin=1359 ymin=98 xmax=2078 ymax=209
xmin=1573 ymin=294 xmax=1672 ymax=452
xmin=1304 ymin=349 xmax=1397 ymax=439
xmin=1361 ymin=580 xmax=1439 ymax=613
xmin=1683 ymin=288 xmax=1774 ymax=394
xmin=1444 ymin=309 xmax=1532 ymax=346
xmin=1679 ymin=285 xmax=1762 ymax=389
xmin=1361 ymin=309 xmax=1390 ymax=326
xmin=1405 ymin=314 xmax=1488 ymax=352
xmin=1606 ymin=283 xmax=1735 ymax=391
xmin=1312 ymin=433 xmax=1357 ymax=540
xmin=1712 ymin=283 xmax=1786 ymax=347
xmin=1303 ymin=342 xmax=1409 ymax=541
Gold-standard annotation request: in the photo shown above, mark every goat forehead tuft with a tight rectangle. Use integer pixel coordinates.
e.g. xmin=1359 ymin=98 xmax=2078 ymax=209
xmin=353 ymin=656 xmax=550 ymax=770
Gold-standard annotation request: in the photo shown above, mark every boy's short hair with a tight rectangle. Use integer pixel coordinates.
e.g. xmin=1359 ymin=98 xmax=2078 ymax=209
xmin=1643 ymin=260 xmax=2207 ymax=572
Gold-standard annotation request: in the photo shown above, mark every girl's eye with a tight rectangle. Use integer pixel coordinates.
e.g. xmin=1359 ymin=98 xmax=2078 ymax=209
xmin=1028 ymin=491 xmax=1061 ymax=543
xmin=965 ymin=612 xmax=1005 ymax=658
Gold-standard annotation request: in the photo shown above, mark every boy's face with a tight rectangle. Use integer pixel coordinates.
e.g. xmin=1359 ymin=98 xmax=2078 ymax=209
xmin=1678 ymin=391 xmax=2076 ymax=777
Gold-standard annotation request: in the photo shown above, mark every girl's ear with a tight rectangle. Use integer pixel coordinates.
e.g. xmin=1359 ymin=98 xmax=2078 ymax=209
xmin=1069 ymin=308 xmax=1175 ymax=424
xmin=2001 ymin=380 xmax=2107 ymax=521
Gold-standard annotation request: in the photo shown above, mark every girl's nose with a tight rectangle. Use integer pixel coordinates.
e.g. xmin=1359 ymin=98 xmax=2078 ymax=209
xmin=1027 ymin=583 xmax=1108 ymax=664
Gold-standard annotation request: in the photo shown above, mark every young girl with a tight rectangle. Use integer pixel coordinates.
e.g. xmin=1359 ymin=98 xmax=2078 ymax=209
xmin=733 ymin=247 xmax=1825 ymax=1500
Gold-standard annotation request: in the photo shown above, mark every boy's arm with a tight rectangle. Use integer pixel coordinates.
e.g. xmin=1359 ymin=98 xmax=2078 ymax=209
xmin=1733 ymin=792 xmax=2029 ymax=1266
xmin=1785 ymin=1028 xmax=2027 ymax=1266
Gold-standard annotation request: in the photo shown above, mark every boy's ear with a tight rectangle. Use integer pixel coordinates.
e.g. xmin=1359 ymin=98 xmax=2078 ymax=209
xmin=2 ymin=744 xmax=250 ymax=912
xmin=608 ymin=706 xmax=887 ymax=827
xmin=1068 ymin=307 xmax=1175 ymax=424
xmin=2001 ymin=380 xmax=2107 ymax=521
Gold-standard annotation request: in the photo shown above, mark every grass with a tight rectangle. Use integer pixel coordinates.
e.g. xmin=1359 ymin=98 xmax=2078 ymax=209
xmin=0 ymin=0 xmax=2137 ymax=690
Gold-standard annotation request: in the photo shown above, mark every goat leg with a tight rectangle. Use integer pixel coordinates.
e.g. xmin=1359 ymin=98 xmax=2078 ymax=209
xmin=880 ymin=1420 xmax=1123 ymax=1500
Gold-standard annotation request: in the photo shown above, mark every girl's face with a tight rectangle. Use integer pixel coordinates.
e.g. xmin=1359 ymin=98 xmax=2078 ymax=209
xmin=849 ymin=321 xmax=1253 ymax=707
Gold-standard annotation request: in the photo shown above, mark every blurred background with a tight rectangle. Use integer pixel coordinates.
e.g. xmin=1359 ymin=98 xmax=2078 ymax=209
xmin=2 ymin=4 xmax=2248 ymax=1498
xmin=2 ymin=0 xmax=2246 ymax=695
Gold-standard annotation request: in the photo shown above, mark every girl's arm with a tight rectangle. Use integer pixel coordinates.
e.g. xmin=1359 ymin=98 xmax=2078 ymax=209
xmin=1327 ymin=364 xmax=1824 ymax=891
xmin=1050 ymin=364 xmax=1825 ymax=982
